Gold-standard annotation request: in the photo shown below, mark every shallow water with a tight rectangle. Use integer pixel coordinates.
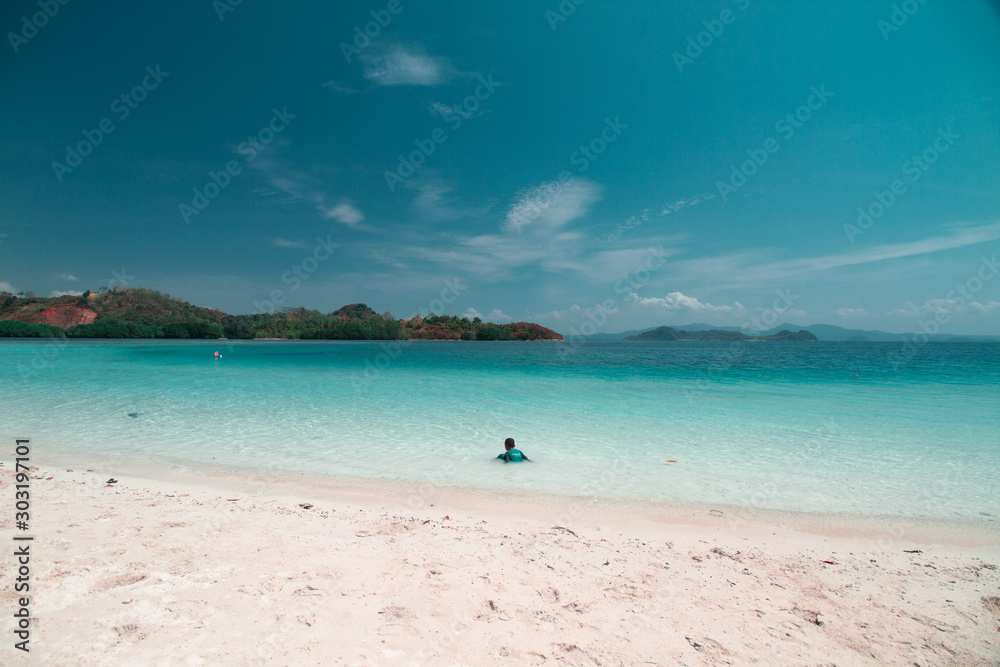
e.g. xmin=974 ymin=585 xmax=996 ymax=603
xmin=2 ymin=339 xmax=998 ymax=520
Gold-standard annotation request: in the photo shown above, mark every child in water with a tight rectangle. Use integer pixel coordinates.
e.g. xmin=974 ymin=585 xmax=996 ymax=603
xmin=497 ymin=437 xmax=531 ymax=463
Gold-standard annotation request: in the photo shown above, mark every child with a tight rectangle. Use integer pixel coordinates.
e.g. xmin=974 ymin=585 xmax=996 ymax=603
xmin=497 ymin=437 xmax=531 ymax=463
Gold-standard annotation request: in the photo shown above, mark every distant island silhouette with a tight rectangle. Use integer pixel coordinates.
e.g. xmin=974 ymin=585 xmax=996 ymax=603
xmin=625 ymin=326 xmax=817 ymax=342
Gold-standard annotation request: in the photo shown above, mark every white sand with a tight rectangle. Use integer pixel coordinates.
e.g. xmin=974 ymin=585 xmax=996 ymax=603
xmin=2 ymin=465 xmax=999 ymax=665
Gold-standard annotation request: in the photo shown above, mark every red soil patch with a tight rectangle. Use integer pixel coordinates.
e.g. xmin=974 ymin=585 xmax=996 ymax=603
xmin=16 ymin=303 xmax=98 ymax=328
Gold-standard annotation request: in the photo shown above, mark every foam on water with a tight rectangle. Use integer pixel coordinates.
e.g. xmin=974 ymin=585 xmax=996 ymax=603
xmin=2 ymin=339 xmax=998 ymax=521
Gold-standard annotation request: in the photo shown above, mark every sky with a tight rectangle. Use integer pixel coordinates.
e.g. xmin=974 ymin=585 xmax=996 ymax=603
xmin=1 ymin=0 xmax=999 ymax=335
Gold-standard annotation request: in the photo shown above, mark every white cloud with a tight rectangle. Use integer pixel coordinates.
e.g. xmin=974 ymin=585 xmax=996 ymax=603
xmin=245 ymin=149 xmax=366 ymax=228
xmin=364 ymin=48 xmax=452 ymax=87
xmin=889 ymin=299 xmax=1000 ymax=318
xmin=462 ymin=307 xmax=511 ymax=323
xmin=505 ymin=179 xmax=602 ymax=233
xmin=765 ymin=223 xmax=1000 ymax=277
xmin=260 ymin=166 xmax=364 ymax=227
xmin=50 ymin=290 xmax=83 ymax=297
xmin=321 ymin=202 xmax=364 ymax=226
xmin=0 ymin=280 xmax=14 ymax=293
xmin=57 ymin=273 xmax=79 ymax=282
xmin=659 ymin=193 xmax=714 ymax=216
xmin=321 ymin=80 xmax=358 ymax=95
xmin=270 ymin=238 xmax=312 ymax=250
xmin=835 ymin=308 xmax=869 ymax=318
xmin=600 ymin=210 xmax=649 ymax=241
xmin=628 ymin=291 xmax=742 ymax=313
xmin=485 ymin=309 xmax=512 ymax=323
xmin=426 ymin=100 xmax=480 ymax=120
xmin=675 ymin=222 xmax=1000 ymax=289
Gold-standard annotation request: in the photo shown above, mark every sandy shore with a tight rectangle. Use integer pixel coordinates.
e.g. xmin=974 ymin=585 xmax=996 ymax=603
xmin=2 ymin=465 xmax=999 ymax=666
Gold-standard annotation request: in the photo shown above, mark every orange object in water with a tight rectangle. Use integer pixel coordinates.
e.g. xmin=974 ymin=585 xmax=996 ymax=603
xmin=666 ymin=460 xmax=677 ymax=463
xmin=444 ymin=515 xmax=450 ymax=520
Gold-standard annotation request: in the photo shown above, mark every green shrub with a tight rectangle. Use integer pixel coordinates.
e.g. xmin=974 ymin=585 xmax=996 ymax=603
xmin=223 ymin=320 xmax=255 ymax=339
xmin=65 ymin=319 xmax=155 ymax=338
xmin=0 ymin=321 xmax=65 ymax=337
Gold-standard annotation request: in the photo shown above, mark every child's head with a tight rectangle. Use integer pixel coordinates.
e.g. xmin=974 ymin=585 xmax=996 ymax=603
xmin=504 ymin=437 xmax=515 ymax=451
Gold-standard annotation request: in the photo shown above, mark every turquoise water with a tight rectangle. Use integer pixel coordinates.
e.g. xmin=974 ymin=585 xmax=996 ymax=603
xmin=1 ymin=339 xmax=998 ymax=521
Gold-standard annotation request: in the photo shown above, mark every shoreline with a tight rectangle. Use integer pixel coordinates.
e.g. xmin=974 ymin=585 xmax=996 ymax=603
xmin=2 ymin=463 xmax=999 ymax=664
xmin=29 ymin=447 xmax=1000 ymax=548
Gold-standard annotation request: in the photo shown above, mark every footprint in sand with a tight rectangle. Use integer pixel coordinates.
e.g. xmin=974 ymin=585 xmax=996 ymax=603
xmin=537 ymin=586 xmax=560 ymax=603
xmin=97 ymin=571 xmax=148 ymax=592
xmin=377 ymin=623 xmax=418 ymax=637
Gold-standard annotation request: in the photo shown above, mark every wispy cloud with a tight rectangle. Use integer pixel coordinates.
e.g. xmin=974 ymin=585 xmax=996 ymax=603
xmin=601 ymin=210 xmax=649 ymax=242
xmin=50 ymin=289 xmax=83 ymax=297
xmin=0 ymin=280 xmax=15 ymax=293
xmin=426 ymin=100 xmax=480 ymax=120
xmin=270 ymin=238 xmax=312 ymax=250
xmin=889 ymin=298 xmax=1000 ymax=318
xmin=676 ymin=222 xmax=1000 ymax=288
xmin=505 ymin=179 xmax=602 ymax=233
xmin=628 ymin=291 xmax=743 ymax=313
xmin=407 ymin=179 xmax=492 ymax=221
xmin=321 ymin=80 xmax=358 ymax=95
xmin=364 ymin=47 xmax=453 ymax=87
xmin=56 ymin=273 xmax=79 ymax=282
xmin=835 ymin=307 xmax=869 ymax=318
xmin=658 ymin=193 xmax=714 ymax=216
xmin=250 ymin=154 xmax=366 ymax=228
xmin=774 ymin=222 xmax=1000 ymax=274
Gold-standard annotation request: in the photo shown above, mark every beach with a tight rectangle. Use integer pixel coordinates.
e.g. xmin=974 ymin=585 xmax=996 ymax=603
xmin=3 ymin=464 xmax=998 ymax=666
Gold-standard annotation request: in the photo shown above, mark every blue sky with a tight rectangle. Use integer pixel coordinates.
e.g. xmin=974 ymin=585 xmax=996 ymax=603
xmin=1 ymin=0 xmax=999 ymax=334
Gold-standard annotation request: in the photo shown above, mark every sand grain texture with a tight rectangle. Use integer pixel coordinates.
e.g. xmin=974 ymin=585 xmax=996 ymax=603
xmin=1 ymin=467 xmax=998 ymax=665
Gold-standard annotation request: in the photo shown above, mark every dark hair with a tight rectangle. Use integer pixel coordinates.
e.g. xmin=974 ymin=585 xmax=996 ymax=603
xmin=504 ymin=437 xmax=515 ymax=448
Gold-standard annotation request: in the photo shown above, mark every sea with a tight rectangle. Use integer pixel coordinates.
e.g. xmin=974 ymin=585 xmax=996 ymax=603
xmin=2 ymin=339 xmax=998 ymax=523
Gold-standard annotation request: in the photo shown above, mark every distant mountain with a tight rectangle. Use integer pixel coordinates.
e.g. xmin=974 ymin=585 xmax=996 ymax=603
xmin=757 ymin=323 xmax=1000 ymax=342
xmin=588 ymin=322 xmax=1000 ymax=342
xmin=578 ymin=328 xmax=656 ymax=340
xmin=625 ymin=326 xmax=817 ymax=342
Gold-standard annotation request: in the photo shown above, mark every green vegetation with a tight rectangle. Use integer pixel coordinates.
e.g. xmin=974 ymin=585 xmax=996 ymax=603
xmin=0 ymin=321 xmax=64 ymax=337
xmin=0 ymin=289 xmax=563 ymax=340
xmin=66 ymin=320 xmax=156 ymax=338
xmin=161 ymin=321 xmax=225 ymax=339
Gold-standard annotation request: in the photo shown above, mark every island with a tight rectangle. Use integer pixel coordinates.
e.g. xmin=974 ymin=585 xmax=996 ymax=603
xmin=625 ymin=326 xmax=817 ymax=341
xmin=0 ymin=288 xmax=562 ymax=341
